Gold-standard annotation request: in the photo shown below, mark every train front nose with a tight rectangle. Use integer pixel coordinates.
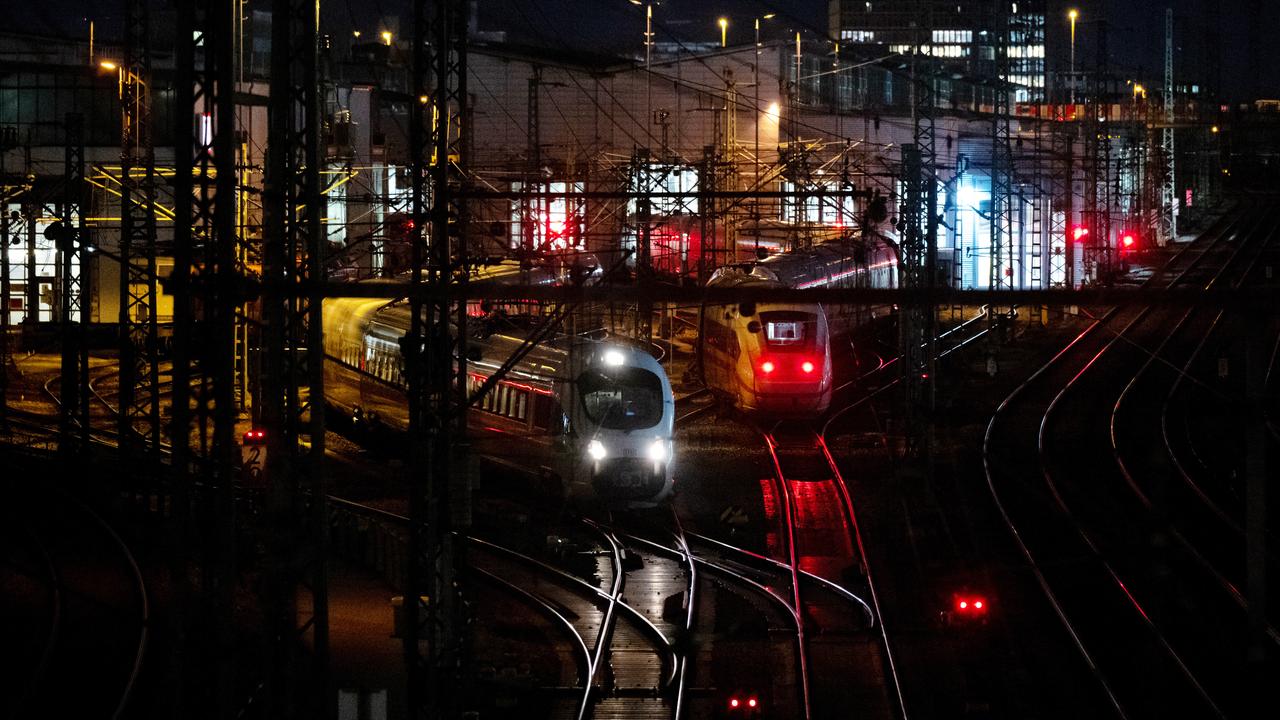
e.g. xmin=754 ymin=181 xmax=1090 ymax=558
xmin=587 ymin=438 xmax=671 ymax=500
xmin=752 ymin=355 xmax=830 ymax=414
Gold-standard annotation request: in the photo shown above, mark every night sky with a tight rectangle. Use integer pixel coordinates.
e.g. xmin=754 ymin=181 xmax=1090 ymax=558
xmin=11 ymin=0 xmax=1280 ymax=102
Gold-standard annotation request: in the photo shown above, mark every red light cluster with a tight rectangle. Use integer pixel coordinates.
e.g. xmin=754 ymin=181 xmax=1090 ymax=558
xmin=955 ymin=595 xmax=988 ymax=615
xmin=242 ymin=429 xmax=267 ymax=445
xmin=757 ymin=358 xmax=817 ymax=376
xmin=728 ymin=696 xmax=760 ymax=711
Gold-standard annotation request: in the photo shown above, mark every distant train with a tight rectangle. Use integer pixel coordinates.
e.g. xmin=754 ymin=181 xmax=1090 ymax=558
xmin=321 ymin=262 xmax=676 ymax=506
xmin=700 ymin=236 xmax=898 ymax=416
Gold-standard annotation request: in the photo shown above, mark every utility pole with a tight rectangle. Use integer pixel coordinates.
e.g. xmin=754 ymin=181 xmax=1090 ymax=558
xmin=406 ymin=1 xmax=470 ymax=717
xmin=59 ymin=113 xmax=90 ymax=455
xmin=263 ymin=0 xmax=330 ymax=715
xmin=900 ymin=0 xmax=937 ymax=464
xmin=0 ymin=125 xmax=18 ymax=433
xmin=171 ymin=0 xmax=239 ymax=715
xmin=990 ymin=1 xmax=1014 ymax=302
xmin=1163 ymin=8 xmax=1177 ymax=245
xmin=119 ymin=0 xmax=161 ymax=458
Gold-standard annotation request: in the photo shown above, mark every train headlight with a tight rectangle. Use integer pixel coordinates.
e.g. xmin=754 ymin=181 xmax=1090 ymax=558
xmin=603 ymin=349 xmax=625 ymax=366
xmin=587 ymin=439 xmax=607 ymax=461
xmin=647 ymin=438 xmax=668 ymax=463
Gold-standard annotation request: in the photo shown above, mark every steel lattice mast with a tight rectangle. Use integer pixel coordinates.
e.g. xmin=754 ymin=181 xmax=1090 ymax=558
xmin=1163 ymin=8 xmax=1177 ymax=244
xmin=59 ymin=113 xmax=90 ymax=454
xmin=990 ymin=1 xmax=1014 ymax=298
xmin=118 ymin=0 xmax=161 ymax=457
xmin=171 ymin=0 xmax=240 ymax=715
xmin=262 ymin=0 xmax=331 ymax=714
xmin=406 ymin=1 xmax=470 ymax=716
xmin=899 ymin=0 xmax=937 ymax=461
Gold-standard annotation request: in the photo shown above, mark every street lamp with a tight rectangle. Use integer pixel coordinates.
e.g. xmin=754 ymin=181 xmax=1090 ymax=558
xmin=755 ymin=13 xmax=775 ymax=53
xmin=718 ymin=17 xmax=728 ymax=47
xmin=1068 ymin=9 xmax=1078 ymax=105
xmin=380 ymin=30 xmax=392 ymax=46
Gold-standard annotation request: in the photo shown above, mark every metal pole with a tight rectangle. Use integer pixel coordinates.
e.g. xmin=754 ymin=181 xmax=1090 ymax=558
xmin=0 ymin=130 xmax=12 ymax=434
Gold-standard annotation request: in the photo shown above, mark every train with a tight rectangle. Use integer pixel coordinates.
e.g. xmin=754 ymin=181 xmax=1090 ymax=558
xmin=321 ymin=260 xmax=677 ymax=506
xmin=700 ymin=236 xmax=898 ymax=416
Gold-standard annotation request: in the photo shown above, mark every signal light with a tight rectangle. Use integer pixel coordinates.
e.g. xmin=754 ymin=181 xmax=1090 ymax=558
xmin=730 ymin=698 xmax=740 ymax=709
xmin=1120 ymin=232 xmax=1136 ymax=251
xmin=242 ymin=429 xmax=267 ymax=446
xmin=748 ymin=698 xmax=758 ymax=708
xmin=760 ymin=360 xmax=775 ymax=374
xmin=1071 ymin=226 xmax=1089 ymax=241
xmin=955 ymin=595 xmax=989 ymax=615
xmin=801 ymin=360 xmax=815 ymax=374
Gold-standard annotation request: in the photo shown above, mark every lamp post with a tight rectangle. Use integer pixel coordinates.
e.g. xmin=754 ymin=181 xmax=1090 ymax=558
xmin=719 ymin=17 xmax=728 ymax=47
xmin=753 ymin=13 xmax=775 ymax=252
xmin=1068 ymin=9 xmax=1079 ymax=105
xmin=629 ymin=1 xmax=657 ymax=141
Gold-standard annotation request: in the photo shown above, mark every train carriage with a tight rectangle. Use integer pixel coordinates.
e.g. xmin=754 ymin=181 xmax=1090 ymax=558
xmin=321 ymin=263 xmax=675 ymax=506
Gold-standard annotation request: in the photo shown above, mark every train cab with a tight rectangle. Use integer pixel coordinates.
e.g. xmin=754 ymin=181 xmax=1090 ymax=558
xmin=746 ymin=307 xmax=834 ymax=415
xmin=565 ymin=343 xmax=676 ymax=506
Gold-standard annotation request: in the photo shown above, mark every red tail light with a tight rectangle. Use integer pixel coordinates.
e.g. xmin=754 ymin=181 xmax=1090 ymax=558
xmin=748 ymin=698 xmax=758 ymax=708
xmin=730 ymin=698 xmax=740 ymax=709
xmin=801 ymin=360 xmax=815 ymax=374
xmin=759 ymin=360 xmax=775 ymax=374
xmin=956 ymin=596 xmax=988 ymax=614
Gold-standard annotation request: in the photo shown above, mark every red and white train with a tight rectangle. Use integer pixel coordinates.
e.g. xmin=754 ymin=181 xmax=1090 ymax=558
xmin=700 ymin=237 xmax=898 ymax=416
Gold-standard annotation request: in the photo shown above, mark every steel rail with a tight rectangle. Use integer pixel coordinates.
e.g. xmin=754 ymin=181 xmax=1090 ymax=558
xmin=982 ymin=205 xmax=1248 ymax=719
xmin=815 ymin=431 xmax=908 ymax=719
xmin=1110 ymin=211 xmax=1280 ymax=640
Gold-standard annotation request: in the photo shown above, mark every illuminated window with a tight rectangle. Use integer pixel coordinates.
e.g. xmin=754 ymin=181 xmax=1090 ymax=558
xmin=510 ymin=181 xmax=586 ymax=251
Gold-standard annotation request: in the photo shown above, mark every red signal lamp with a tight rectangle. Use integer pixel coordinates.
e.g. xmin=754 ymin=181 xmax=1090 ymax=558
xmin=242 ymin=428 xmax=267 ymax=446
xmin=1071 ymin=226 xmax=1090 ymax=241
xmin=955 ymin=595 xmax=988 ymax=615
xmin=1120 ymin=232 xmax=1136 ymax=252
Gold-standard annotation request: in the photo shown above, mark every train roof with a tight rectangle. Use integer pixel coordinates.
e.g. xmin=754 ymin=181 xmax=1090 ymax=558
xmin=708 ymin=235 xmax=898 ymax=290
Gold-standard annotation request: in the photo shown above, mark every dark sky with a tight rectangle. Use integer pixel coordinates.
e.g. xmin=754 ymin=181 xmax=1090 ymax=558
xmin=11 ymin=1 xmax=1279 ymax=101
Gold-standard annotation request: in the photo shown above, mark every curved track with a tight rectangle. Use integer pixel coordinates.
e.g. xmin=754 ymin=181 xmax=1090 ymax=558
xmin=984 ymin=203 xmax=1278 ymax=718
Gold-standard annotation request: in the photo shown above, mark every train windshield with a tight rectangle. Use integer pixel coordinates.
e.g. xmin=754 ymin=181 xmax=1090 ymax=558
xmin=578 ymin=367 xmax=664 ymax=431
xmin=760 ymin=310 xmax=819 ymax=351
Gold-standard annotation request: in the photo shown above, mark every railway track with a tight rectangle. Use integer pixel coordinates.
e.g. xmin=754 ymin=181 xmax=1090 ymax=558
xmin=747 ymin=419 xmax=901 ymax=720
xmin=984 ymin=203 xmax=1276 ymax=718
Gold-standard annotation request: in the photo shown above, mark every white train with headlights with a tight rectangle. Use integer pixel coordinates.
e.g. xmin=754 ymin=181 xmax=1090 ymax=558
xmin=322 ymin=285 xmax=675 ymax=506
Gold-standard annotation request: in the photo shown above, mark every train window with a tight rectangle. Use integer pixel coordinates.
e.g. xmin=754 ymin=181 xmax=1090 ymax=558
xmin=578 ymin=367 xmax=663 ymax=431
xmin=760 ymin=310 xmax=818 ymax=350
xmin=514 ymin=390 xmax=528 ymax=421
